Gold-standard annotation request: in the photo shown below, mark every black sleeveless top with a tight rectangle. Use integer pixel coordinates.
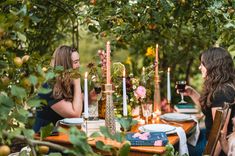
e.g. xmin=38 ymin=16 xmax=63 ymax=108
xmin=202 ymin=85 xmax=235 ymax=138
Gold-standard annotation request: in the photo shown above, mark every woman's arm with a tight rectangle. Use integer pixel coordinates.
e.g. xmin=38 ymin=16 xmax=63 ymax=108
xmin=51 ymin=78 xmax=83 ymax=118
xmin=183 ymin=86 xmax=201 ymax=107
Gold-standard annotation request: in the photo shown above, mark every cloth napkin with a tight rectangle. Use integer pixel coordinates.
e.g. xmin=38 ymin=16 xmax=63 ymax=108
xmin=175 ymin=127 xmax=189 ymax=156
xmin=187 ymin=115 xmax=200 ymax=146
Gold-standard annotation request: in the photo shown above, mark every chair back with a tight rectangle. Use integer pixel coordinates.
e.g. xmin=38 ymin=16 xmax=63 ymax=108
xmin=203 ymin=103 xmax=230 ymax=155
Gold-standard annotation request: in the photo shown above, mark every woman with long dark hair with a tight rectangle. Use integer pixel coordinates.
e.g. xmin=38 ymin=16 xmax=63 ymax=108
xmin=33 ymin=45 xmax=83 ymax=132
xmin=181 ymin=47 xmax=235 ymax=156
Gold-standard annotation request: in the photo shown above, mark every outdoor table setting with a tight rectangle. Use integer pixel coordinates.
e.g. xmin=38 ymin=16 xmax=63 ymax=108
xmin=33 ymin=41 xmax=203 ymax=156
xmin=34 ymin=111 xmax=200 ymax=156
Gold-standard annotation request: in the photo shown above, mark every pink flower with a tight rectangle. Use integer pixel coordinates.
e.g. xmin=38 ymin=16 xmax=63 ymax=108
xmin=133 ymin=133 xmax=141 ymax=138
xmin=132 ymin=132 xmax=150 ymax=140
xmin=154 ymin=140 xmax=163 ymax=146
xmin=134 ymin=86 xmax=146 ymax=99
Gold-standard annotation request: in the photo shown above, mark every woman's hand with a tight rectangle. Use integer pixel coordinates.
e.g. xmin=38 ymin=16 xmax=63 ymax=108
xmin=175 ymin=85 xmax=196 ymax=97
xmin=176 ymin=85 xmax=201 ymax=106
xmin=219 ymin=130 xmax=229 ymax=154
xmin=183 ymin=85 xmax=197 ymax=97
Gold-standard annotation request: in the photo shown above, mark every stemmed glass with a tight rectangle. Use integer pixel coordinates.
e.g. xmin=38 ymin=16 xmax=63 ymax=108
xmin=176 ymin=81 xmax=187 ymax=104
xmin=141 ymin=103 xmax=152 ymax=124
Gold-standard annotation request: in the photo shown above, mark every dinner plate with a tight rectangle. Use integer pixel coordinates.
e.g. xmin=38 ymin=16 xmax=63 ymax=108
xmin=160 ymin=113 xmax=192 ymax=122
xmin=60 ymin=118 xmax=84 ymax=125
xmin=138 ymin=124 xmax=176 ymax=134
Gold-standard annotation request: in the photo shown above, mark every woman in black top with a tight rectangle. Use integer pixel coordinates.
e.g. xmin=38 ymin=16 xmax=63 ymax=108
xmin=181 ymin=47 xmax=235 ymax=156
xmin=33 ymin=45 xmax=83 ymax=132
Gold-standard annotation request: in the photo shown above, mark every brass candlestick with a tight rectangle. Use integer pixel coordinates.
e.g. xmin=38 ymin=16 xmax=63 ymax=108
xmin=104 ymin=84 xmax=116 ymax=134
xmin=154 ymin=76 xmax=161 ymax=112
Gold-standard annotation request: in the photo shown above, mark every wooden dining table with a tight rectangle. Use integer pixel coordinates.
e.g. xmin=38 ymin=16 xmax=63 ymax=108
xmin=36 ymin=116 xmax=199 ymax=156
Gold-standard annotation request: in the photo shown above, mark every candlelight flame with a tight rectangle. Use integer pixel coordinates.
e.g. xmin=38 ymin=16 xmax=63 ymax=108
xmin=107 ymin=41 xmax=110 ymax=45
xmin=155 ymin=109 xmax=161 ymax=116
xmin=85 ymin=72 xmax=88 ymax=78
xmin=156 ymin=44 xmax=158 ymax=49
xmin=168 ymin=67 xmax=171 ymax=72
xmin=142 ymin=67 xmax=145 ymax=73
xmin=123 ymin=68 xmax=126 ymax=77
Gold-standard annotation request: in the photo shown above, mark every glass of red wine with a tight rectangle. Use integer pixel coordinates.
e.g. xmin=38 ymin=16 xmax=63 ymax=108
xmin=176 ymin=80 xmax=187 ymax=104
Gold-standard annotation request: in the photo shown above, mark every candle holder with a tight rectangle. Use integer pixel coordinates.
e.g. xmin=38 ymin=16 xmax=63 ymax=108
xmin=104 ymin=84 xmax=116 ymax=134
xmin=83 ymin=117 xmax=88 ymax=135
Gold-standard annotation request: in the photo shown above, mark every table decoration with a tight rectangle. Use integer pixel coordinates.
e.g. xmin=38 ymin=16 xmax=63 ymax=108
xmin=153 ymin=44 xmax=161 ymax=113
xmin=137 ymin=119 xmax=145 ymax=125
xmin=141 ymin=103 xmax=152 ymax=124
xmin=160 ymin=113 xmax=192 ymax=122
xmin=84 ymin=72 xmax=89 ymax=119
xmin=167 ymin=67 xmax=171 ymax=113
xmin=122 ymin=68 xmax=128 ymax=117
xmin=84 ymin=72 xmax=89 ymax=134
xmin=139 ymin=124 xmax=176 ymax=134
xmin=126 ymin=132 xmax=168 ymax=146
xmin=167 ymin=67 xmax=171 ymax=102
xmin=104 ymin=41 xmax=116 ymax=134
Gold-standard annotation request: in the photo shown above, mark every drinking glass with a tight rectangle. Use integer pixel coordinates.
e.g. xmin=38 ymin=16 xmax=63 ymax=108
xmin=176 ymin=80 xmax=187 ymax=104
xmin=94 ymin=84 xmax=102 ymax=94
xmin=141 ymin=103 xmax=152 ymax=124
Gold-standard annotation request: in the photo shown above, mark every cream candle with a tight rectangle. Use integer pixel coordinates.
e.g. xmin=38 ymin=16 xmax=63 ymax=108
xmin=84 ymin=72 xmax=89 ymax=119
xmin=123 ymin=69 xmax=127 ymax=116
xmin=167 ymin=67 xmax=171 ymax=103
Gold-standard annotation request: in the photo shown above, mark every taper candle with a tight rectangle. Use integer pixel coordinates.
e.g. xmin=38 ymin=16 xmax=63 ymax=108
xmin=154 ymin=44 xmax=161 ymax=112
xmin=155 ymin=44 xmax=159 ymax=77
xmin=167 ymin=67 xmax=171 ymax=103
xmin=123 ymin=69 xmax=127 ymax=116
xmin=84 ymin=72 xmax=89 ymax=118
xmin=106 ymin=41 xmax=111 ymax=84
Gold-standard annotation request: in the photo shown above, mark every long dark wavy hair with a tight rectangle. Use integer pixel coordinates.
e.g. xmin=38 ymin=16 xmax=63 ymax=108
xmin=52 ymin=45 xmax=77 ymax=101
xmin=199 ymin=47 xmax=235 ymax=108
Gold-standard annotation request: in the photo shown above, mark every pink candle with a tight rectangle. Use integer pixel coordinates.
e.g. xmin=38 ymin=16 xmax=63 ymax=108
xmin=155 ymin=44 xmax=158 ymax=77
xmin=106 ymin=41 xmax=111 ymax=84
xmin=154 ymin=44 xmax=159 ymax=112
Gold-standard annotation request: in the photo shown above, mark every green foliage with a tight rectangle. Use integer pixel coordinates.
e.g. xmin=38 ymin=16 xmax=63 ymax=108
xmin=40 ymin=124 xmax=54 ymax=140
xmin=80 ymin=0 xmax=235 ymax=104
xmin=116 ymin=117 xmax=138 ymax=132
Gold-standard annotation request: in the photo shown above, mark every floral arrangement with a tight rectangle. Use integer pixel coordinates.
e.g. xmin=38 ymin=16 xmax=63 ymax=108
xmin=86 ymin=47 xmax=159 ymax=117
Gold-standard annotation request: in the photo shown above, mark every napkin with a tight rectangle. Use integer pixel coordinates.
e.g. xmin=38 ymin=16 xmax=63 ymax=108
xmin=187 ymin=115 xmax=200 ymax=146
xmin=175 ymin=127 xmax=189 ymax=156
xmin=126 ymin=132 xmax=168 ymax=146
xmin=82 ymin=120 xmax=121 ymax=136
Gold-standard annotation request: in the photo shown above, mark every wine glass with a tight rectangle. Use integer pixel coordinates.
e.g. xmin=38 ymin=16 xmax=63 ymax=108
xmin=141 ymin=103 xmax=152 ymax=124
xmin=94 ymin=84 xmax=102 ymax=94
xmin=176 ymin=81 xmax=187 ymax=104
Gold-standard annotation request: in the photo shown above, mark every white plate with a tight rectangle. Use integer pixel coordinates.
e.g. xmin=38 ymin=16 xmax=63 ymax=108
xmin=139 ymin=124 xmax=176 ymax=134
xmin=160 ymin=113 xmax=192 ymax=122
xmin=60 ymin=118 xmax=84 ymax=125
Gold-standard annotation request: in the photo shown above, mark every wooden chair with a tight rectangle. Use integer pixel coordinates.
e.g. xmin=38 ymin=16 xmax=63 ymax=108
xmin=203 ymin=103 xmax=231 ymax=155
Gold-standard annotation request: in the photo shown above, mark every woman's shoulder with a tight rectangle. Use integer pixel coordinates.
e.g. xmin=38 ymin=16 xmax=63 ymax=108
xmin=216 ymin=84 xmax=235 ymax=95
xmin=212 ymin=84 xmax=235 ymax=107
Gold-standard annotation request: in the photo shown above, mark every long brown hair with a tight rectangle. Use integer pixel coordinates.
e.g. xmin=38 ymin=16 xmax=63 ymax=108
xmin=199 ymin=47 xmax=235 ymax=108
xmin=52 ymin=45 xmax=77 ymax=101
